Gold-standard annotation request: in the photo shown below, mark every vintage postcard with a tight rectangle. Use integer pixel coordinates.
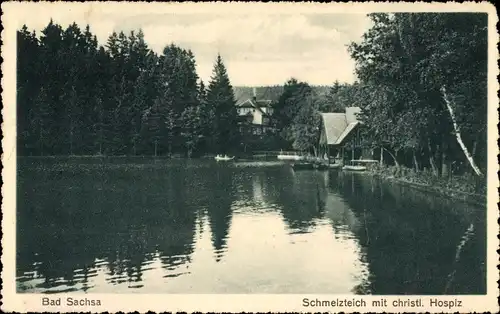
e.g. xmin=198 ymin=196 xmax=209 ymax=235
xmin=2 ymin=1 xmax=499 ymax=312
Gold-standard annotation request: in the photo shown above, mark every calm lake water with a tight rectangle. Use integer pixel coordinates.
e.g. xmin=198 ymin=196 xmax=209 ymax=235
xmin=16 ymin=158 xmax=486 ymax=294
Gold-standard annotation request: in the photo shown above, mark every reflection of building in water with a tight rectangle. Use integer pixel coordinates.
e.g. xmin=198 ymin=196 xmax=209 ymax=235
xmin=323 ymin=193 xmax=361 ymax=234
xmin=252 ymin=174 xmax=265 ymax=203
xmin=318 ymin=173 xmax=357 ymax=231
xmin=275 ymin=171 xmax=328 ymax=234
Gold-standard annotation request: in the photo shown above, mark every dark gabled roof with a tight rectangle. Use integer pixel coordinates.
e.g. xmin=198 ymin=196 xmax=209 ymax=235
xmin=233 ymin=86 xmax=284 ymax=104
xmin=236 ymin=99 xmax=255 ymax=108
xmin=236 ymin=98 xmax=272 ymax=108
xmin=335 ymin=121 xmax=360 ymax=144
xmin=255 ymin=99 xmax=272 ymax=107
xmin=320 ymin=113 xmax=348 ymax=145
xmin=320 ymin=107 xmax=361 ymax=145
xmin=236 ymin=99 xmax=273 ymax=117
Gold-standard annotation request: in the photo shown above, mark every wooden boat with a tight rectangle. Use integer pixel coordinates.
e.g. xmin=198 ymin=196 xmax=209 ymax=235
xmin=342 ymin=152 xmax=368 ymax=171
xmin=328 ymin=163 xmax=342 ymax=169
xmin=342 ymin=165 xmax=367 ymax=171
xmin=277 ymin=154 xmax=303 ymax=161
xmin=215 ymin=155 xmax=235 ymax=161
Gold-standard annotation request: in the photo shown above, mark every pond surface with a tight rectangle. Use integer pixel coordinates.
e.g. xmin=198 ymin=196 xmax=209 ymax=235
xmin=16 ymin=158 xmax=486 ymax=294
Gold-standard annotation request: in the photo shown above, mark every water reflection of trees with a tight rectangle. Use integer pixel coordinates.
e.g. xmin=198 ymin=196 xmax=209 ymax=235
xmin=204 ymin=167 xmax=235 ymax=262
xmin=232 ymin=167 xmax=330 ymax=234
xmin=270 ymin=169 xmax=327 ymax=234
xmin=17 ymin=160 xmax=200 ymax=292
xmin=229 ymin=166 xmax=281 ymax=208
xmin=155 ymin=166 xmax=196 ymax=273
xmin=328 ymin=171 xmax=486 ymax=295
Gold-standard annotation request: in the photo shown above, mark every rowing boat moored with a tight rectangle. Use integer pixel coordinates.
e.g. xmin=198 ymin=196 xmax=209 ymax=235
xmin=342 ymin=165 xmax=367 ymax=171
xmin=328 ymin=163 xmax=342 ymax=169
xmin=215 ymin=155 xmax=235 ymax=161
xmin=277 ymin=154 xmax=304 ymax=161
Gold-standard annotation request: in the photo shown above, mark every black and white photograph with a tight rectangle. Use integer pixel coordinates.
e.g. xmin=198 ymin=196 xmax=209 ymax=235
xmin=2 ymin=1 xmax=498 ymax=313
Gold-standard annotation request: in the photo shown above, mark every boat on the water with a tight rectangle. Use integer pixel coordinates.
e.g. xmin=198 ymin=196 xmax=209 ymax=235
xmin=215 ymin=154 xmax=235 ymax=161
xmin=328 ymin=163 xmax=342 ymax=169
xmin=342 ymin=165 xmax=367 ymax=171
xmin=342 ymin=154 xmax=369 ymax=171
xmin=277 ymin=154 xmax=303 ymax=161
xmin=277 ymin=150 xmax=306 ymax=161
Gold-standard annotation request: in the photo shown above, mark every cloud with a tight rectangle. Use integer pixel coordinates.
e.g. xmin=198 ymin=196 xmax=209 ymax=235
xmin=217 ymin=53 xmax=357 ymax=86
xmin=142 ymin=14 xmax=341 ymax=51
xmin=15 ymin=5 xmax=370 ymax=85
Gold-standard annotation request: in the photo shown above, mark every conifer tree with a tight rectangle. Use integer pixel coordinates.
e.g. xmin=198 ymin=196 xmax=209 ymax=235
xmin=206 ymin=54 xmax=239 ymax=153
xmin=17 ymin=25 xmax=41 ymax=155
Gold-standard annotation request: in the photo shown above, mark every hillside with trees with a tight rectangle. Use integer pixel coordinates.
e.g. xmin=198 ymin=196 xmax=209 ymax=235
xmin=233 ymin=85 xmax=331 ymax=104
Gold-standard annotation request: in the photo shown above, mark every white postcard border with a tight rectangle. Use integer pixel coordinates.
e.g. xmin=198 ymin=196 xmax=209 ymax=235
xmin=2 ymin=2 xmax=498 ymax=313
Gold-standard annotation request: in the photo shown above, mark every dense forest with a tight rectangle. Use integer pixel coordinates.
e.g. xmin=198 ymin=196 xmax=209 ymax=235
xmin=17 ymin=21 xmax=239 ymax=157
xmin=17 ymin=13 xmax=488 ymax=182
xmin=349 ymin=13 xmax=487 ymax=178
xmin=16 ymin=20 xmax=358 ymax=157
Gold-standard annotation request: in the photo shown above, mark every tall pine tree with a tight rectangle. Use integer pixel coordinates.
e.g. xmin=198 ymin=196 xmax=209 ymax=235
xmin=17 ymin=25 xmax=41 ymax=155
xmin=206 ymin=54 xmax=239 ymax=154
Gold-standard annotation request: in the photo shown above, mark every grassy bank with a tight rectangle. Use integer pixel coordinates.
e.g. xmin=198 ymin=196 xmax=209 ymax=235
xmin=364 ymin=164 xmax=487 ymax=206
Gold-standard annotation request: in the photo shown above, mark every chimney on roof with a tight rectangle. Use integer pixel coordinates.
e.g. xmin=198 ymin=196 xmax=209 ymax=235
xmin=252 ymin=87 xmax=257 ymax=102
xmin=346 ymin=107 xmax=361 ymax=124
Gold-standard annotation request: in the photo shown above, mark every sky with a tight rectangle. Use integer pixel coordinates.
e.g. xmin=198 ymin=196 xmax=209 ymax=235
xmin=15 ymin=3 xmax=373 ymax=86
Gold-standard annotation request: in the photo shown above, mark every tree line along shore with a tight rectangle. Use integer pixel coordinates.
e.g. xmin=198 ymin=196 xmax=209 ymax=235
xmin=17 ymin=13 xmax=487 ymax=197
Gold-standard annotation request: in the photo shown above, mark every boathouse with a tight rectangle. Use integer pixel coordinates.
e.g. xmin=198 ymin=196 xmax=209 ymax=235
xmin=318 ymin=107 xmax=364 ymax=163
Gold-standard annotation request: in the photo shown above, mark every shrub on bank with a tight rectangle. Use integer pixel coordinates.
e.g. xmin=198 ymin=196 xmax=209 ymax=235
xmin=367 ymin=164 xmax=486 ymax=204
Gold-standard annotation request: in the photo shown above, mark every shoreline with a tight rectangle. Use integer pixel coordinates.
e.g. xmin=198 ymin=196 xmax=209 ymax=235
xmin=359 ymin=167 xmax=486 ymax=207
xmin=17 ymin=155 xmax=486 ymax=206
